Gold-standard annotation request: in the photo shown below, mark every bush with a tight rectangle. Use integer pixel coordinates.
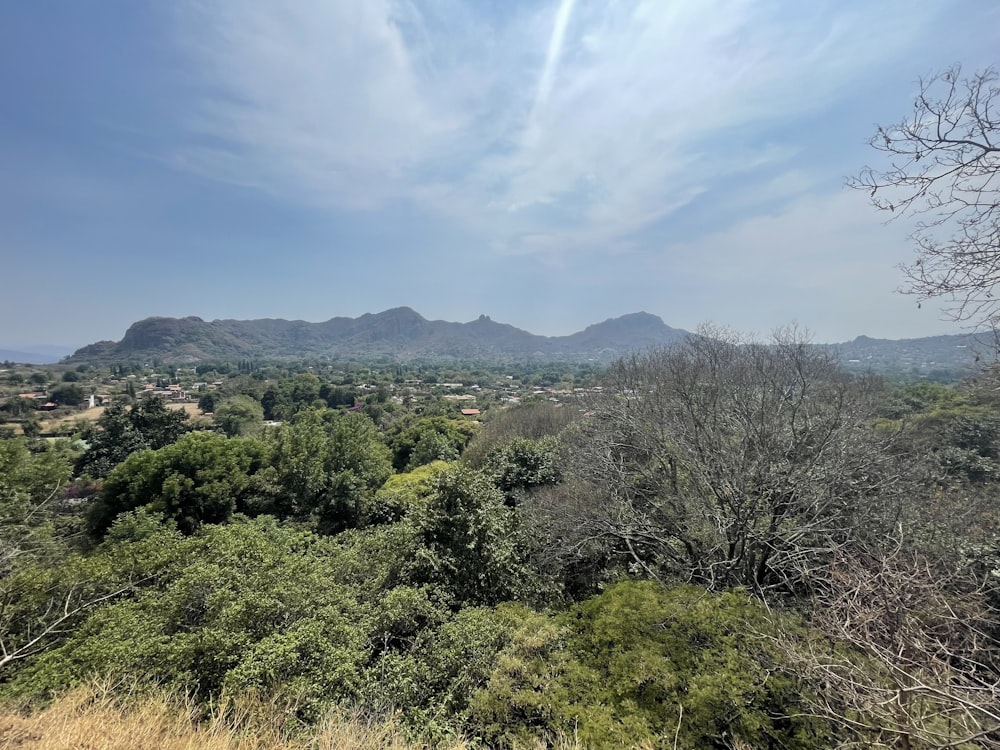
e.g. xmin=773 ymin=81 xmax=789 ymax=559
xmin=469 ymin=581 xmax=828 ymax=749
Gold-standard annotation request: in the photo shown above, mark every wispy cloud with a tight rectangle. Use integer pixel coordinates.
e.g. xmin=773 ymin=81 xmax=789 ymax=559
xmin=169 ymin=0 xmax=943 ymax=255
xmin=526 ymin=0 xmax=577 ymax=147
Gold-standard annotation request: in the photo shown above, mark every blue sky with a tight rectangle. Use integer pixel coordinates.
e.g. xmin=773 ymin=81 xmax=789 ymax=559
xmin=1 ymin=0 xmax=997 ymax=349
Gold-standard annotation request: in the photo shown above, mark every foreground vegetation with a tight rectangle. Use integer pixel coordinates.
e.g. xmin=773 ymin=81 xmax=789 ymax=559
xmin=2 ymin=331 xmax=1000 ymax=748
xmin=0 ymin=680 xmax=481 ymax=750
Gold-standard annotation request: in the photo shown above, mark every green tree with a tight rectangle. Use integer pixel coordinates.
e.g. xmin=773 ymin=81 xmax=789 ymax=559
xmin=197 ymin=391 xmax=218 ymax=414
xmin=268 ymin=373 xmax=323 ymax=420
xmin=365 ymin=460 xmax=450 ymax=525
xmin=1 ymin=517 xmax=517 ymax=730
xmin=258 ymin=410 xmax=392 ymax=533
xmin=407 ymin=430 xmax=459 ymax=467
xmin=483 ymin=436 xmax=562 ymax=504
xmin=213 ymin=395 xmax=264 ymax=437
xmin=75 ymin=398 xmax=189 ymax=479
xmin=89 ymin=432 xmax=271 ymax=535
xmin=48 ymin=383 xmax=84 ymax=406
xmin=388 ymin=417 xmax=477 ymax=471
xmin=469 ymin=582 xmax=824 ymax=749
xmin=3 ymin=519 xmax=366 ymax=711
xmin=0 ymin=438 xmax=75 ymax=573
xmin=128 ymin=398 xmax=190 ymax=447
xmin=320 ymin=383 xmax=357 ymax=408
xmin=409 ymin=465 xmax=529 ymax=606
xmin=462 ymin=402 xmax=577 ymax=468
xmin=0 ymin=396 xmax=36 ymax=417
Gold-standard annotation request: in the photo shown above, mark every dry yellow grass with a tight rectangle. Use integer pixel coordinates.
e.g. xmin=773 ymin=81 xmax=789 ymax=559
xmin=0 ymin=683 xmax=472 ymax=750
xmin=0 ymin=681 xmax=595 ymax=750
xmin=36 ymin=400 xmax=210 ymax=434
xmin=168 ymin=402 xmax=206 ymax=418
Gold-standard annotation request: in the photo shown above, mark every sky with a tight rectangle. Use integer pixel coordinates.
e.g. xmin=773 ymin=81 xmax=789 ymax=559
xmin=1 ymin=0 xmax=997 ymax=349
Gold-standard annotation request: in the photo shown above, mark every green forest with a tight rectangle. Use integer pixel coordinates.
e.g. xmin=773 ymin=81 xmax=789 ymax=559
xmin=3 ymin=331 xmax=1000 ymax=748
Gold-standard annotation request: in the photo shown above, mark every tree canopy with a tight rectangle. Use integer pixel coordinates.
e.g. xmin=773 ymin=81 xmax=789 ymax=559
xmin=91 ymin=431 xmax=271 ymax=535
xmin=75 ymin=397 xmax=189 ymax=479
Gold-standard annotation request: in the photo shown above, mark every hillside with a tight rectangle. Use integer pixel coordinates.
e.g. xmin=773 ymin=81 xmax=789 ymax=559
xmin=65 ymin=309 xmax=691 ymax=364
xmin=64 ymin=309 xmax=987 ymax=378
xmin=828 ymin=332 xmax=986 ymax=380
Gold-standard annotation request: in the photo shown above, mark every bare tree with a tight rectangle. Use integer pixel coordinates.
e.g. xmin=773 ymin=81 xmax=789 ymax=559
xmin=541 ymin=328 xmax=910 ymax=597
xmin=849 ymin=65 xmax=1000 ymax=327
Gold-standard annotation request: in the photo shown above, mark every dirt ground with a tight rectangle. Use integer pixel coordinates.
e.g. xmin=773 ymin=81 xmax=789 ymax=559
xmin=38 ymin=401 xmax=208 ymax=433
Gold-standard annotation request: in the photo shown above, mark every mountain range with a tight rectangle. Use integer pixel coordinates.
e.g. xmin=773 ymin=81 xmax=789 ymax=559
xmin=61 ymin=308 xmax=986 ymax=378
xmin=65 ymin=308 xmax=689 ymax=365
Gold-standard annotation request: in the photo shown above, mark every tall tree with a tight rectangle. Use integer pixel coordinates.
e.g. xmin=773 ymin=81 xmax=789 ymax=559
xmin=90 ymin=432 xmax=271 ymax=535
xmin=538 ymin=329 xmax=907 ymax=596
xmin=260 ymin=409 xmax=392 ymax=533
xmin=75 ymin=397 xmax=189 ymax=478
xmin=213 ymin=395 xmax=264 ymax=437
xmin=409 ymin=465 xmax=528 ymax=606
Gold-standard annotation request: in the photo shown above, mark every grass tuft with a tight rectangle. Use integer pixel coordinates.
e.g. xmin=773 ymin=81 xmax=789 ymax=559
xmin=0 ymin=681 xmax=582 ymax=749
xmin=0 ymin=680 xmax=464 ymax=750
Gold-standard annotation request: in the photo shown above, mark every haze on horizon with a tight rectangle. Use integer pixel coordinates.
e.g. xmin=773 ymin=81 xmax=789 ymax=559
xmin=1 ymin=1 xmax=996 ymax=350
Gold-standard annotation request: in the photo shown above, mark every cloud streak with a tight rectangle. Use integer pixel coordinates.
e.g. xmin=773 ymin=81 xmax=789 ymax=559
xmin=527 ymin=0 xmax=577 ymax=144
xmin=168 ymin=0 xmax=944 ymax=257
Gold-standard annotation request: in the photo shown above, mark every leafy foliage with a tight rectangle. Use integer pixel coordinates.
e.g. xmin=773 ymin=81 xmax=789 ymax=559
xmin=2 ymin=517 xmax=516 ymax=729
xmin=3 ymin=348 xmax=999 ymax=747
xmin=0 ymin=440 xmax=77 ymax=572
xmin=364 ymin=460 xmax=450 ymax=525
xmin=48 ymin=383 xmax=85 ymax=406
xmin=257 ymin=410 xmax=392 ymax=533
xmin=213 ymin=395 xmax=264 ymax=437
xmin=90 ymin=432 xmax=271 ymax=535
xmin=408 ymin=465 xmax=534 ymax=607
xmin=462 ymin=401 xmax=578 ymax=468
xmin=75 ymin=398 xmax=189 ymax=479
xmin=469 ymin=582 xmax=825 ymax=749
xmin=483 ymin=436 xmax=562 ymax=504
xmin=387 ymin=417 xmax=477 ymax=471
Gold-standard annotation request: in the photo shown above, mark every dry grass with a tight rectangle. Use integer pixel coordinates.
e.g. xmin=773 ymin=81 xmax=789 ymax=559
xmin=0 ymin=683 xmax=586 ymax=750
xmin=36 ymin=401 xmax=210 ymax=434
xmin=38 ymin=406 xmax=106 ymax=432
xmin=0 ymin=682 xmax=469 ymax=750
xmin=168 ymin=402 xmax=206 ymax=418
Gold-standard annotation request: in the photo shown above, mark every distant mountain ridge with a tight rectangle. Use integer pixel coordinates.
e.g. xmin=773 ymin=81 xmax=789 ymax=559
xmin=827 ymin=332 xmax=987 ymax=379
xmin=66 ymin=308 xmax=691 ymax=364
xmin=64 ymin=309 xmax=985 ymax=377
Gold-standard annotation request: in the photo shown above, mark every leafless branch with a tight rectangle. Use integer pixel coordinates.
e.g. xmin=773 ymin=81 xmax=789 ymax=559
xmin=782 ymin=540 xmax=1000 ymax=748
xmin=537 ymin=331 xmax=910 ymax=597
xmin=0 ymin=579 xmax=148 ymax=672
xmin=849 ymin=65 xmax=1000 ymax=328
